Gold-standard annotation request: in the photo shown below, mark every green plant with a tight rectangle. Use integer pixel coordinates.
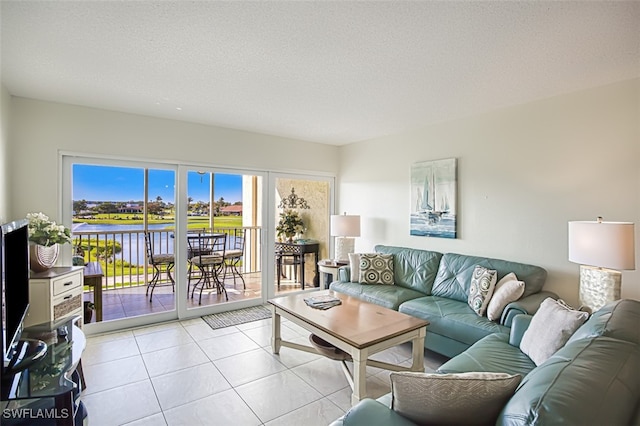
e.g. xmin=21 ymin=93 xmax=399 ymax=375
xmin=276 ymin=209 xmax=305 ymax=239
xmin=27 ymin=212 xmax=72 ymax=246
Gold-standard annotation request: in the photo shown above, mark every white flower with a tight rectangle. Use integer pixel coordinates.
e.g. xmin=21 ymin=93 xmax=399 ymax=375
xmin=27 ymin=212 xmax=72 ymax=246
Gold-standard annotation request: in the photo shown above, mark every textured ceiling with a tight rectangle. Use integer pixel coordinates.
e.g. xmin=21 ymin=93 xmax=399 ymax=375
xmin=1 ymin=1 xmax=639 ymax=145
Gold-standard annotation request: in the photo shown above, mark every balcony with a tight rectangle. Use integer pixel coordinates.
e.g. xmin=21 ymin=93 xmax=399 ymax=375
xmin=75 ymin=227 xmax=307 ymax=323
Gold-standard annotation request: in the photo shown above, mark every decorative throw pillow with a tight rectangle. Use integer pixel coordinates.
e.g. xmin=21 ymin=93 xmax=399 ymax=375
xmin=359 ymin=253 xmax=394 ymax=285
xmin=486 ymin=272 xmax=525 ymax=321
xmin=390 ymin=371 xmax=522 ymax=425
xmin=520 ymin=297 xmax=589 ymax=366
xmin=467 ymin=266 xmax=497 ymax=316
xmin=348 ymin=252 xmax=362 ymax=283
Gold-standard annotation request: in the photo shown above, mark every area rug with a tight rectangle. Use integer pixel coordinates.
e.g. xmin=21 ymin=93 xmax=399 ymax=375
xmin=202 ymin=305 xmax=272 ymax=329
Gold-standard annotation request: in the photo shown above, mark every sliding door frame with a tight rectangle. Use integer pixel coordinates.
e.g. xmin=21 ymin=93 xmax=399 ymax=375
xmin=61 ymin=152 xmax=335 ymax=335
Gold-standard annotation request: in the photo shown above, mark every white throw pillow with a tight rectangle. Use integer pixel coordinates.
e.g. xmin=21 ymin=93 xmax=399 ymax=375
xmin=467 ymin=265 xmax=497 ymax=316
xmin=520 ymin=298 xmax=589 ymax=366
xmin=390 ymin=371 xmax=522 ymax=425
xmin=486 ymin=272 xmax=525 ymax=321
xmin=348 ymin=253 xmax=361 ymax=282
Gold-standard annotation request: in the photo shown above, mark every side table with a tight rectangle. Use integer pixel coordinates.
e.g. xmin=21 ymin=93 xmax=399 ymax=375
xmin=83 ymin=262 xmax=103 ymax=322
xmin=318 ymin=260 xmax=348 ymax=289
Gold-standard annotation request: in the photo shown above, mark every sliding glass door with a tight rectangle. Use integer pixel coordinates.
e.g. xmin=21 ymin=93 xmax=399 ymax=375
xmin=63 ymin=158 xmax=178 ymax=332
xmin=182 ymin=166 xmax=264 ymax=314
xmin=63 ymin=155 xmax=333 ymax=332
xmin=271 ymin=175 xmax=332 ymax=298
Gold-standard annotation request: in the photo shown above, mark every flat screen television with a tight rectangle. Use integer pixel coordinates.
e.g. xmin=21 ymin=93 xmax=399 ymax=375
xmin=1 ymin=219 xmax=31 ymax=374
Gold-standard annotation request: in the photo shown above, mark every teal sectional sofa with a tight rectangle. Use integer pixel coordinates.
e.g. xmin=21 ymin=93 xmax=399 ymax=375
xmin=329 ymin=245 xmax=554 ymax=357
xmin=332 ymin=299 xmax=640 ymax=425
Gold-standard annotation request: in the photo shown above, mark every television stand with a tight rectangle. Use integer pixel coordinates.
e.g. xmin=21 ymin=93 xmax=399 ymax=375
xmin=1 ymin=316 xmax=87 ymax=425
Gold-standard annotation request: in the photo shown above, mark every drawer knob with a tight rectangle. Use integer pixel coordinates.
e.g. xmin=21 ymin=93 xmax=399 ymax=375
xmin=63 ymin=281 xmax=73 ymax=286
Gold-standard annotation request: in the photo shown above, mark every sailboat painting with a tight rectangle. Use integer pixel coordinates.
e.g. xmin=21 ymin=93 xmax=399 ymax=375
xmin=410 ymin=158 xmax=457 ymax=238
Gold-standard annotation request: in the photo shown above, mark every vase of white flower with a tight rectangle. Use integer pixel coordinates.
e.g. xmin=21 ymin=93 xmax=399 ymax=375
xmin=27 ymin=212 xmax=72 ymax=272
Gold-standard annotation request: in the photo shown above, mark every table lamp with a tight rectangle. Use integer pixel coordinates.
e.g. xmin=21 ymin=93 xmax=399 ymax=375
xmin=568 ymin=217 xmax=635 ymax=312
xmin=331 ymin=213 xmax=361 ymax=262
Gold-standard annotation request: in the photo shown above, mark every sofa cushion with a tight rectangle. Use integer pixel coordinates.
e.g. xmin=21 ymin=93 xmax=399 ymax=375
xmin=399 ymin=296 xmax=509 ymax=346
xmin=431 ymin=253 xmax=547 ymax=303
xmin=487 ymin=273 xmax=525 ymax=322
xmin=374 ymin=245 xmax=442 ymax=294
xmin=498 ymin=337 xmax=640 ymax=426
xmin=520 ymin=298 xmax=588 ymax=365
xmin=329 ymin=281 xmax=426 ymax=310
xmin=467 ymin=265 xmax=497 ymax=316
xmin=391 ymin=371 xmax=522 ymax=426
xmin=359 ymin=253 xmax=394 ymax=285
xmin=568 ymin=298 xmax=640 ymax=345
xmin=437 ymin=333 xmax=536 ymax=378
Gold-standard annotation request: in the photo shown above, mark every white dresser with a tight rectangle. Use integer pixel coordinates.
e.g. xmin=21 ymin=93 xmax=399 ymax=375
xmin=26 ymin=266 xmax=84 ymax=327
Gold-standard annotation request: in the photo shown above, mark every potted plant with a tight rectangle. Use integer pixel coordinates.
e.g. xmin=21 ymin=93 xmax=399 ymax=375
xmin=27 ymin=212 xmax=72 ymax=272
xmin=276 ymin=209 xmax=305 ymax=242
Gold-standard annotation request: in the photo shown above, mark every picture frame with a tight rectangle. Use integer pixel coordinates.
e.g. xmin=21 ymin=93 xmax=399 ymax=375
xmin=410 ymin=158 xmax=457 ymax=239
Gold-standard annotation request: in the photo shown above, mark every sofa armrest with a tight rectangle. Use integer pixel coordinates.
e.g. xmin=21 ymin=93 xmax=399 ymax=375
xmin=501 ymin=291 xmax=558 ymax=326
xmin=508 ymin=314 xmax=533 ymax=347
xmin=336 ymin=399 xmax=418 ymax=426
xmin=338 ymin=266 xmax=351 ymax=282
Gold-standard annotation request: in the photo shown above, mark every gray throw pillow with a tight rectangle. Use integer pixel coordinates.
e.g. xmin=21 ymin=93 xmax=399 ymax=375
xmin=520 ymin=297 xmax=589 ymax=366
xmin=359 ymin=253 xmax=394 ymax=285
xmin=390 ymin=371 xmax=522 ymax=425
xmin=467 ymin=265 xmax=497 ymax=316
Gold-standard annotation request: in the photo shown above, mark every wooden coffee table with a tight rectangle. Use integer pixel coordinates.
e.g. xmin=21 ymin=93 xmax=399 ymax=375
xmin=269 ymin=290 xmax=428 ymax=405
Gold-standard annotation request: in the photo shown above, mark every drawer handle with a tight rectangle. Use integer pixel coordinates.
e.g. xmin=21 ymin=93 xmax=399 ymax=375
xmin=64 ymin=295 xmax=73 ymax=300
xmin=63 ymin=281 xmax=74 ymax=286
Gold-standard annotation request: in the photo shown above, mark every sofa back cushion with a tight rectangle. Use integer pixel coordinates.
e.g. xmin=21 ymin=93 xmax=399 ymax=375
xmin=431 ymin=253 xmax=547 ymax=303
xmin=498 ymin=337 xmax=640 ymax=426
xmin=568 ymin=298 xmax=640 ymax=345
xmin=374 ymin=245 xmax=442 ymax=294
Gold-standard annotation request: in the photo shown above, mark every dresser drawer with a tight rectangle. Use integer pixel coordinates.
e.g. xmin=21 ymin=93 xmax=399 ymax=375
xmin=52 ymin=270 xmax=82 ymax=296
xmin=53 ymin=285 xmax=83 ymax=321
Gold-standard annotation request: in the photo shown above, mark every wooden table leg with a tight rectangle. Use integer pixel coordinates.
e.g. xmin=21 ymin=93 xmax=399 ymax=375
xmin=271 ymin=306 xmax=281 ymax=354
xmin=351 ymin=349 xmax=368 ymax=405
xmin=94 ymin=278 xmax=103 ymax=322
xmin=411 ymin=328 xmax=426 ymax=371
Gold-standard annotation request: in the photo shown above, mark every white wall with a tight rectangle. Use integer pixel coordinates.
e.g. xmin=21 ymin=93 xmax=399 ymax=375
xmin=0 ymin=84 xmax=10 ymax=223
xmin=8 ymin=98 xmax=339 ymax=222
xmin=337 ymin=79 xmax=640 ymax=305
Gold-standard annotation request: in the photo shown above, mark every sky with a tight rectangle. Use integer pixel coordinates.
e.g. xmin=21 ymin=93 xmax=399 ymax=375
xmin=73 ymin=165 xmax=242 ymax=203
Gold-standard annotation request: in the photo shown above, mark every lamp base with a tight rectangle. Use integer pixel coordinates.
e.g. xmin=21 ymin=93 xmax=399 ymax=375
xmin=334 ymin=237 xmax=355 ymax=262
xmin=579 ymin=265 xmax=621 ymax=313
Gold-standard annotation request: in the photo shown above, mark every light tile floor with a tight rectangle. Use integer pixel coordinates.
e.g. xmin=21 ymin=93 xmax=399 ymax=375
xmin=81 ymin=317 xmax=449 ymax=426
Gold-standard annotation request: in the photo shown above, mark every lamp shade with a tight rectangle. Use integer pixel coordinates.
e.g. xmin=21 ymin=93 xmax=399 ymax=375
xmin=568 ymin=220 xmax=635 ymax=270
xmin=330 ymin=214 xmax=361 ymax=237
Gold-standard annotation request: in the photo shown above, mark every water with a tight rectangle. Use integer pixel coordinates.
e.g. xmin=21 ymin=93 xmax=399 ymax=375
xmin=73 ymin=223 xmax=176 ymax=265
xmin=72 ymin=223 xmax=236 ymax=265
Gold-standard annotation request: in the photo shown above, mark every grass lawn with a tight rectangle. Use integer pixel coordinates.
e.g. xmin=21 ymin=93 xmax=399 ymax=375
xmin=73 ymin=213 xmax=243 ymax=229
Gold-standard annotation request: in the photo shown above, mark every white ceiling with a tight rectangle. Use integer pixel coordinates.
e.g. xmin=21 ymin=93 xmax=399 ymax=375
xmin=2 ymin=1 xmax=639 ymax=146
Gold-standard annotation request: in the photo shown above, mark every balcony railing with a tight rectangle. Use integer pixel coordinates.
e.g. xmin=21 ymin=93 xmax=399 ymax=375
xmin=72 ymin=226 xmax=262 ymax=291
